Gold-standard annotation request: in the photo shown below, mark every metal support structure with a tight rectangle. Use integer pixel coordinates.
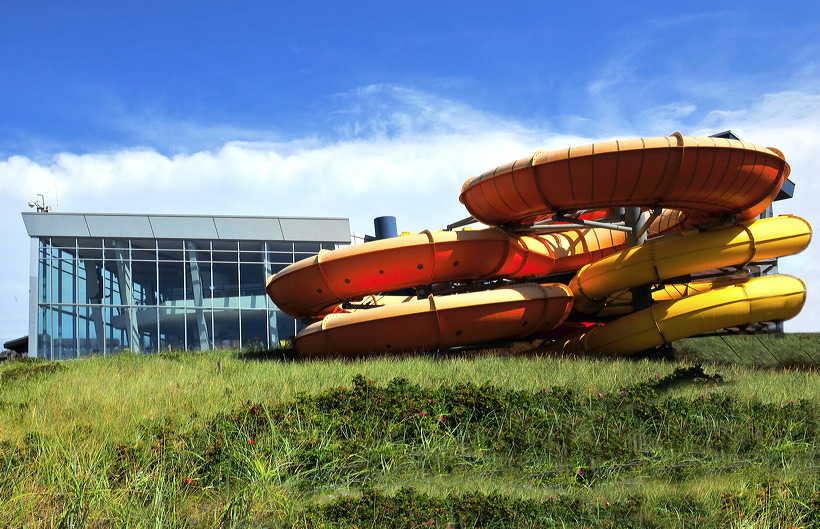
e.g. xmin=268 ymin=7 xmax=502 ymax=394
xmin=186 ymin=241 xmax=210 ymax=350
xmin=442 ymin=206 xmax=660 ymax=313
xmin=634 ymin=207 xmax=662 ymax=240
xmin=625 ymin=207 xmax=654 ymax=311
xmin=526 ymin=216 xmax=633 ymax=233
xmin=446 ymin=216 xmax=477 ymax=231
xmin=114 ymin=241 xmax=140 ymax=353
xmin=445 ymin=209 xmax=648 ymax=235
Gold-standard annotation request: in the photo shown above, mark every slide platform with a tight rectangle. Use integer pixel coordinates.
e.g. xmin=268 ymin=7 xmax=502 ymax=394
xmin=266 ymin=134 xmax=811 ymax=358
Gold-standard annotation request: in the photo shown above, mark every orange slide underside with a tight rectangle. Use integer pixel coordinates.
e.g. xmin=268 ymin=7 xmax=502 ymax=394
xmin=266 ymin=134 xmax=806 ymax=358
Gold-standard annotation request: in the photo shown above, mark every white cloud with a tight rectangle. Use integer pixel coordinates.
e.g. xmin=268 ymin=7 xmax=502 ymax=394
xmin=0 ymin=86 xmax=552 ymax=341
xmin=1 ymin=85 xmax=818 ymax=343
xmin=692 ymin=90 xmax=820 ymax=332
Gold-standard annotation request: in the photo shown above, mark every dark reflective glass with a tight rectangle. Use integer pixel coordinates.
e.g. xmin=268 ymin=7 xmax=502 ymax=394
xmin=268 ymin=251 xmax=293 ymax=264
xmin=213 ymin=309 xmax=240 ymax=349
xmin=211 ymin=262 xmax=239 ymax=299
xmin=294 ymin=242 xmax=320 ymax=252
xmin=185 ymin=260 xmax=211 ymax=303
xmin=239 ymin=263 xmax=266 ymax=296
xmin=267 ymin=242 xmax=292 ymax=252
xmin=240 ymin=310 xmax=268 ymax=349
xmin=158 ymin=261 xmax=185 ymax=302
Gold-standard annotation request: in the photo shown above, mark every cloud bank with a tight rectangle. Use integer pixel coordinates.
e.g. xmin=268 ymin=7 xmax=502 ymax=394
xmin=2 ymin=85 xmax=818 ymax=341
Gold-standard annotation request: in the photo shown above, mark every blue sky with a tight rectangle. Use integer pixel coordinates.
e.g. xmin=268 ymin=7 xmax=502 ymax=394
xmin=2 ymin=1 xmax=819 ymax=340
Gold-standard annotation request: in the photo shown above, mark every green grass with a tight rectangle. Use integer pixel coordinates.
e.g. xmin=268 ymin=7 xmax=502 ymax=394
xmin=1 ymin=338 xmax=819 ymax=527
xmin=675 ymin=332 xmax=820 ymax=368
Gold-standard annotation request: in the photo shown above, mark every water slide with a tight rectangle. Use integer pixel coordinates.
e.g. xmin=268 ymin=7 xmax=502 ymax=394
xmin=266 ymin=134 xmax=811 ymax=358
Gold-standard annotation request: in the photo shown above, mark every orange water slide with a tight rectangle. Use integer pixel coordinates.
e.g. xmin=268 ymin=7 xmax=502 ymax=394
xmin=267 ymin=226 xmax=627 ymax=318
xmin=459 ymin=134 xmax=789 ymax=228
xmin=295 ymin=283 xmax=573 ymax=358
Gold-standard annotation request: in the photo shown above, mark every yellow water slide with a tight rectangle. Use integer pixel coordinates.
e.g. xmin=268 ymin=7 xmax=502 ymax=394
xmin=546 ymin=275 xmax=806 ymax=357
xmin=570 ymin=215 xmax=812 ymax=314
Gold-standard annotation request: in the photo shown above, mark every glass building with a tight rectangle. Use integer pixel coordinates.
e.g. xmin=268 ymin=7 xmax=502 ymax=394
xmin=22 ymin=212 xmax=351 ymax=359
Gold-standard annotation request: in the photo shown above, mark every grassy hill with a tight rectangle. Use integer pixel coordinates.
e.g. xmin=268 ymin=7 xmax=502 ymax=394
xmin=675 ymin=332 xmax=820 ymax=367
xmin=1 ymin=336 xmax=819 ymax=527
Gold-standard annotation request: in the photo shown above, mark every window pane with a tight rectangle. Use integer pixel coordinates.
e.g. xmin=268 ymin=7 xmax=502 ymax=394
xmin=130 ymin=239 xmax=155 ymax=259
xmin=158 ymin=240 xmax=183 ymax=260
xmin=38 ymin=258 xmax=48 ymax=304
xmin=58 ymin=308 xmax=77 ymax=359
xmin=131 ymin=249 xmax=156 ymax=260
xmin=239 ymin=241 xmax=263 ymax=252
xmin=158 ymin=261 xmax=185 ymax=303
xmin=267 ymin=242 xmax=292 ymax=252
xmin=212 ymin=241 xmax=237 ymax=251
xmin=51 ymin=237 xmax=76 ymax=250
xmin=185 ymin=260 xmax=211 ymax=304
xmin=269 ymin=263 xmax=289 ymax=274
xmin=38 ymin=306 xmax=51 ymax=360
xmin=185 ymin=240 xmax=210 ymax=263
xmin=275 ymin=311 xmax=297 ymax=342
xmin=212 ymin=251 xmax=239 ymax=262
xmin=49 ymin=260 xmax=70 ymax=304
xmin=269 ymin=311 xmax=279 ymax=345
xmin=131 ymin=261 xmax=157 ymax=305
xmin=104 ymin=239 xmax=127 ymax=261
xmin=186 ymin=240 xmax=211 ymax=251
xmin=239 ymin=263 xmax=266 ymax=297
xmin=186 ymin=310 xmax=210 ymax=350
xmin=77 ymin=246 xmax=103 ymax=260
xmin=131 ymin=239 xmax=156 ymax=250
xmin=107 ymin=306 xmax=126 ymax=353
xmin=79 ymin=259 xmax=104 ymax=303
xmin=59 ymin=259 xmax=76 ymax=304
xmin=268 ymin=251 xmax=293 ymax=264
xmin=186 ymin=248 xmax=211 ymax=263
xmin=239 ymin=250 xmax=264 ymax=263
xmin=211 ymin=262 xmax=239 ymax=299
xmin=238 ymin=295 xmax=267 ymax=309
xmin=78 ymin=305 xmax=101 ymax=354
xmin=159 ymin=307 xmax=185 ymax=351
xmin=294 ymin=242 xmax=320 ymax=252
xmin=213 ymin=309 xmax=240 ymax=349
xmin=240 ymin=310 xmax=267 ymax=349
xmin=158 ymin=240 xmax=183 ymax=249
xmin=78 ymin=238 xmax=103 ymax=249
xmin=105 ymin=263 xmax=123 ymax=305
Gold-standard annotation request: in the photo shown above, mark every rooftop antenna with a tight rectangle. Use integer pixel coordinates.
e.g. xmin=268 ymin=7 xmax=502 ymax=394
xmin=28 ymin=194 xmax=52 ymax=212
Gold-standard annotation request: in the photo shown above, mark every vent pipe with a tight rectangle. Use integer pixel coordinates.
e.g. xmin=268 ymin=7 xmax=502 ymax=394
xmin=374 ymin=216 xmax=398 ymax=240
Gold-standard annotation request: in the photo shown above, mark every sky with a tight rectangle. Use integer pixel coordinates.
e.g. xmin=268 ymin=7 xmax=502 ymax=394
xmin=2 ymin=1 xmax=819 ymax=342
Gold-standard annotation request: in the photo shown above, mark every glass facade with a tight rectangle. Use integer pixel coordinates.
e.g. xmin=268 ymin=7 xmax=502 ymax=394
xmin=35 ymin=236 xmax=337 ymax=359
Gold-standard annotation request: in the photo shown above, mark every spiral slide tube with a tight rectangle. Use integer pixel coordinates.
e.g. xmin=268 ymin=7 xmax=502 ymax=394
xmin=545 ymin=275 xmax=807 ymax=357
xmin=267 ymin=225 xmax=628 ymax=318
xmin=570 ymin=215 xmax=812 ymax=314
xmin=459 ymin=134 xmax=789 ymax=228
xmin=295 ymin=283 xmax=573 ymax=358
xmin=266 ymin=134 xmax=810 ymax=358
